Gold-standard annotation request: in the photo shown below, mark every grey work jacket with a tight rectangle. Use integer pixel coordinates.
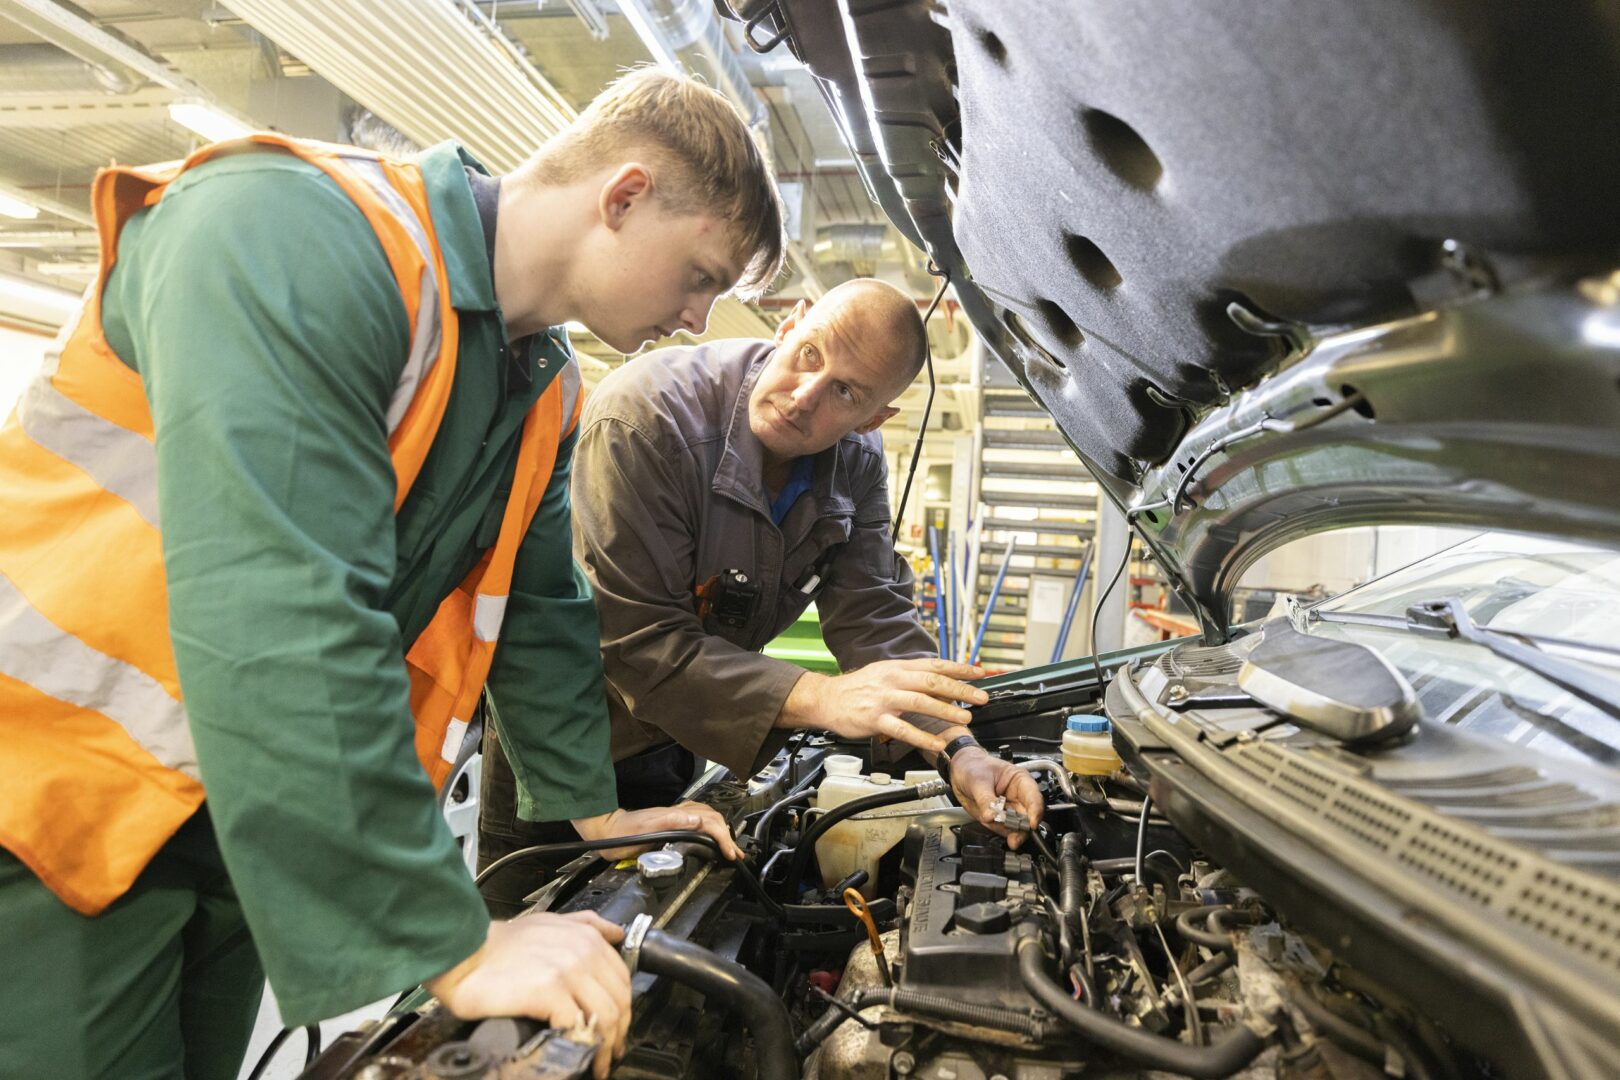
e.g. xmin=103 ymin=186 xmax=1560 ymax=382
xmin=571 ymin=340 xmax=937 ymax=778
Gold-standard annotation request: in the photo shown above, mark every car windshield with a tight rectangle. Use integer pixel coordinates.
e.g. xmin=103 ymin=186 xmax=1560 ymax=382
xmin=1310 ymin=533 xmax=1620 ymax=767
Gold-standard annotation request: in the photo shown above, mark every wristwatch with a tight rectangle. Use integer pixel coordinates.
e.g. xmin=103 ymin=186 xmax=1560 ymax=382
xmin=935 ymin=734 xmax=981 ymax=786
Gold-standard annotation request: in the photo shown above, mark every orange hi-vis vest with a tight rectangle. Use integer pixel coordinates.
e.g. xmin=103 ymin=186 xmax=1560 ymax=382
xmin=0 ymin=134 xmax=582 ymax=916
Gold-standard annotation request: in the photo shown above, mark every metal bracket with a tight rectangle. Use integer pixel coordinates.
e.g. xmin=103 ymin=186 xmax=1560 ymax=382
xmin=622 ymin=912 xmax=653 ymax=977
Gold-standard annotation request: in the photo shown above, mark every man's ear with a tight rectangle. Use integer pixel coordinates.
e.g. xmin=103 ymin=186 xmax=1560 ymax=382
xmin=853 ymin=405 xmax=901 ymax=435
xmin=599 ymin=163 xmax=652 ymax=231
xmin=773 ymin=298 xmax=808 ymax=344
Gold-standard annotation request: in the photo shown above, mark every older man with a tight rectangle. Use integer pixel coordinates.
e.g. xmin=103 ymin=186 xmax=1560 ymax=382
xmin=477 ymin=279 xmax=1042 ymax=914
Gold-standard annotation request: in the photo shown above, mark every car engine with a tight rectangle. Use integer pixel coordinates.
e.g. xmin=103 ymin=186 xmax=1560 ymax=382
xmin=294 ymin=627 xmax=1620 ymax=1080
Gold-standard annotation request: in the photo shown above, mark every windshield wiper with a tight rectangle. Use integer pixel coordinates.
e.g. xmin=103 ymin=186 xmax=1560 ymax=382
xmin=1315 ymin=598 xmax=1620 ymax=723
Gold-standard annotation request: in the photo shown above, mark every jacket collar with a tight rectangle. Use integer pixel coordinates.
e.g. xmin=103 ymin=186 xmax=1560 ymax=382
xmin=416 ymin=141 xmax=498 ymax=312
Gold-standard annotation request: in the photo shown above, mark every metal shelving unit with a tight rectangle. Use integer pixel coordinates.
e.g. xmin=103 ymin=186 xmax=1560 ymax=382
xmin=967 ymin=386 xmax=1099 ymax=669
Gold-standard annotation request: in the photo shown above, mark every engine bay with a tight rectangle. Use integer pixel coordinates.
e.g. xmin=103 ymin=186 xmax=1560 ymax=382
xmin=298 ymin=617 xmax=1620 ymax=1080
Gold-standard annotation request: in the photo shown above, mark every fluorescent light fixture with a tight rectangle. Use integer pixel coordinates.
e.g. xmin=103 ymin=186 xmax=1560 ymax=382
xmin=616 ymin=1 xmax=683 ymax=73
xmin=167 ymin=100 xmax=254 ymax=143
xmin=0 ymin=191 xmax=39 ymax=220
xmin=0 ymin=271 xmax=81 ymax=328
xmin=564 ymin=321 xmax=590 ymax=335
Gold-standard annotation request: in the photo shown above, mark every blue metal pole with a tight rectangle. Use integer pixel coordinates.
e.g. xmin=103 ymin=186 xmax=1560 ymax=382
xmin=970 ymin=537 xmax=1017 ymax=666
xmin=927 ymin=526 xmax=950 ymax=658
xmin=1050 ymin=543 xmax=1093 ymax=663
xmin=943 ymin=529 xmax=958 ymax=662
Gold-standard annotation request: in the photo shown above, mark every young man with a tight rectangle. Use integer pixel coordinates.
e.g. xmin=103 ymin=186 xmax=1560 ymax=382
xmin=477 ymin=279 xmax=1044 ymax=915
xmin=0 ymin=69 xmax=777 ymax=1080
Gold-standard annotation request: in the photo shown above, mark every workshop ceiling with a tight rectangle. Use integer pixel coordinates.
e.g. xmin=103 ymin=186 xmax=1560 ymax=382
xmin=0 ymin=0 xmax=974 ymax=444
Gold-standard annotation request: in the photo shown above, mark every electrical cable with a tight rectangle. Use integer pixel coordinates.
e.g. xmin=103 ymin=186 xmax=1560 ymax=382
xmin=1088 ymin=540 xmax=1134 ymax=690
xmin=474 ymin=829 xmax=784 ymax=919
xmin=245 ymin=1025 xmax=321 ymax=1080
xmin=890 ymin=271 xmax=952 ymax=546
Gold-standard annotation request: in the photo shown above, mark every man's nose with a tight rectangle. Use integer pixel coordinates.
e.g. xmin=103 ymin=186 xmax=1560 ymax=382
xmin=790 ymin=373 xmax=823 ymax=411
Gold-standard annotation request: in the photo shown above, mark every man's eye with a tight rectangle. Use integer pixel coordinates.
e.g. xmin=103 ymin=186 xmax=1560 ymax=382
xmin=836 ymin=383 xmax=854 ymax=401
xmin=696 ymin=271 xmax=714 ymax=288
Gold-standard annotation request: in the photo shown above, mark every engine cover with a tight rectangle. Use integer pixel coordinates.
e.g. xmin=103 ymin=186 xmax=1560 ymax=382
xmin=899 ymin=814 xmax=1044 ymax=1011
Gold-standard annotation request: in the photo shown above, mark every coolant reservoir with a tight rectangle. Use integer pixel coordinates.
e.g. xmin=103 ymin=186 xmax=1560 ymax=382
xmin=1062 ymin=714 xmax=1122 ymax=776
xmin=813 ymin=756 xmax=949 ymax=896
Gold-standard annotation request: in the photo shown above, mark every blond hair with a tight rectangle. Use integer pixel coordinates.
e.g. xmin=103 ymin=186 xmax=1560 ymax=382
xmin=520 ymin=67 xmax=786 ymax=300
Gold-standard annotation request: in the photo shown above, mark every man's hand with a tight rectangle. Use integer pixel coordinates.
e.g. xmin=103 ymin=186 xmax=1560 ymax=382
xmin=572 ymin=801 xmax=744 ymax=861
xmin=948 ymin=748 xmax=1045 ymax=849
xmin=778 ymin=659 xmax=988 ymax=753
xmin=427 ymin=913 xmax=630 ymax=1079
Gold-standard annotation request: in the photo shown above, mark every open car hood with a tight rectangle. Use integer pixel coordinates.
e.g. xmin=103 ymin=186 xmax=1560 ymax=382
xmin=756 ymin=0 xmax=1620 ymax=634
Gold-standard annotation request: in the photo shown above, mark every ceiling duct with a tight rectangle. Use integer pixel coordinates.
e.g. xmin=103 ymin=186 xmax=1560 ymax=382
xmin=811 ymin=223 xmax=895 ymax=268
xmin=0 ymin=0 xmax=205 ymax=96
xmin=0 ymin=42 xmax=139 ymax=95
xmin=812 ymin=222 xmax=933 ymax=291
xmin=619 ymin=0 xmax=765 ymax=127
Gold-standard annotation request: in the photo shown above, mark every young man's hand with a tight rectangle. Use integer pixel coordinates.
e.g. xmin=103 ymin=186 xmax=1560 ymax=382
xmin=946 ymin=747 xmax=1045 ymax=849
xmin=778 ymin=659 xmax=989 ymax=752
xmin=572 ymin=801 xmax=744 ymax=861
xmin=427 ymin=913 xmax=630 ymax=1079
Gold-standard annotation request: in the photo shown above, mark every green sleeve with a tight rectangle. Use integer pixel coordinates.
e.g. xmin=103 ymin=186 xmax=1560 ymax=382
xmin=487 ymin=422 xmax=619 ymax=822
xmin=105 ymin=157 xmax=488 ymax=1026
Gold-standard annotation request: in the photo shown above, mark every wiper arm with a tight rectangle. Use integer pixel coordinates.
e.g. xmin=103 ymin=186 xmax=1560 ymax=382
xmin=1401 ymin=598 xmax=1620 ymax=722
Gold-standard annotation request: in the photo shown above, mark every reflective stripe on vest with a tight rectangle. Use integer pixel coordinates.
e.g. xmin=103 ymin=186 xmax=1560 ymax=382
xmin=0 ymin=134 xmax=573 ymax=915
xmin=405 ymin=357 xmax=583 ymax=780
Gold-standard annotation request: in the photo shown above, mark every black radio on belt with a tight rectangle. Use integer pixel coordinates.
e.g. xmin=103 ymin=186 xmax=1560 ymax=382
xmin=695 ymin=568 xmax=759 ymax=629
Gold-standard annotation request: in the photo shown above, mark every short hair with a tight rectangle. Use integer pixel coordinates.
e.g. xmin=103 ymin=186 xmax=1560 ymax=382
xmin=521 ymin=67 xmax=786 ymax=300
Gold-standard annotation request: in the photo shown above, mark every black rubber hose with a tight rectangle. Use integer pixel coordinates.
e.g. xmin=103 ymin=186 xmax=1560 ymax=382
xmin=1175 ymin=905 xmax=1238 ymax=952
xmin=1182 ymin=951 xmax=1234 ymax=987
xmin=1018 ymin=939 xmax=1269 ymax=1078
xmin=783 ymin=781 xmax=945 ymax=894
xmin=795 ymin=986 xmax=1052 ymax=1055
xmin=1058 ymin=832 xmax=1086 ymax=948
xmin=1209 ymin=907 xmax=1258 ymax=936
xmin=639 ymin=930 xmax=796 ymax=1080
xmin=1291 ymin=992 xmax=1387 ymax=1066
